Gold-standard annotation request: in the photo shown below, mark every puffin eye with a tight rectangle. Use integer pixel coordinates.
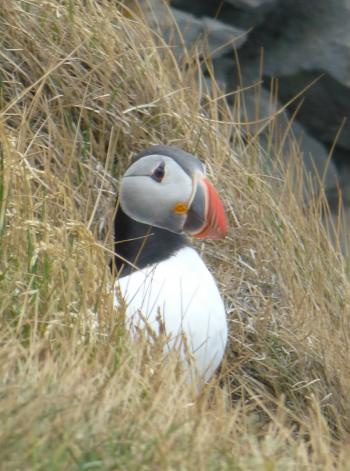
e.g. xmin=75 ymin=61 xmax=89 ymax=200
xmin=151 ymin=162 xmax=165 ymax=182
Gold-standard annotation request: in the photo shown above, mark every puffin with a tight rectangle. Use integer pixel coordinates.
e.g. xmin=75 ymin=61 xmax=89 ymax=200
xmin=113 ymin=145 xmax=228 ymax=383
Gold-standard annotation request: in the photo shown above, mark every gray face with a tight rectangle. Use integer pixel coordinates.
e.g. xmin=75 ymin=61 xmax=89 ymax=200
xmin=120 ymin=154 xmax=195 ymax=233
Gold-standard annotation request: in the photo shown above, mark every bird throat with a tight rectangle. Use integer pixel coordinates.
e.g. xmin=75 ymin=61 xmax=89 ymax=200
xmin=113 ymin=204 xmax=187 ymax=277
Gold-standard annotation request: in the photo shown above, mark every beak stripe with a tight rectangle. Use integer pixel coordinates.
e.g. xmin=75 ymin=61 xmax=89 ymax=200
xmin=193 ymin=178 xmax=228 ymax=240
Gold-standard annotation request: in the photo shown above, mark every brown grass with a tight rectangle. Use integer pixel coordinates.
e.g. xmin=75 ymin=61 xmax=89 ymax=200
xmin=1 ymin=1 xmax=350 ymax=469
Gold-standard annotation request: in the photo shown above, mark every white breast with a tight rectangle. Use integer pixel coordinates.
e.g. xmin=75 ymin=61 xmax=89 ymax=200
xmin=114 ymin=246 xmax=227 ymax=383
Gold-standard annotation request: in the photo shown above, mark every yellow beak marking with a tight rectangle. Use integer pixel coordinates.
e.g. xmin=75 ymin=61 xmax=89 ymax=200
xmin=173 ymin=202 xmax=189 ymax=215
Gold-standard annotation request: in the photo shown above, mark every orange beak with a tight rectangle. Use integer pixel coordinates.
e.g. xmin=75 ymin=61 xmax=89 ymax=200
xmin=184 ymin=176 xmax=228 ymax=240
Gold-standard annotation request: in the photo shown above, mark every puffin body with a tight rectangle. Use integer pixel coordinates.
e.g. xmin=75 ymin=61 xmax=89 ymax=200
xmin=113 ymin=145 xmax=228 ymax=382
xmin=116 ymin=246 xmax=227 ymax=382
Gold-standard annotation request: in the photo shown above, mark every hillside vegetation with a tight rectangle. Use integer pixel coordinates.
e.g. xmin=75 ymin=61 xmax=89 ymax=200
xmin=1 ymin=1 xmax=350 ymax=469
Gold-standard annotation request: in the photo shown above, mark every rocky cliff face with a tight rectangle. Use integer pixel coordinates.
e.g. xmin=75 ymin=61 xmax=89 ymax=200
xmin=140 ymin=0 xmax=350 ymax=212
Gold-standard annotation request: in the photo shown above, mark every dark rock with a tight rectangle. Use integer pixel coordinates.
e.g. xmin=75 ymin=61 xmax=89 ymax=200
xmin=225 ymin=0 xmax=278 ymax=9
xmin=171 ymin=0 xmax=280 ymax=29
xmin=140 ymin=1 xmax=247 ymax=58
xmin=271 ymin=72 xmax=350 ymax=158
xmin=240 ymin=0 xmax=350 ymax=85
xmin=201 ymin=16 xmax=247 ymax=55
xmin=237 ymin=0 xmax=350 ymax=157
xmin=234 ymin=84 xmax=339 ymax=197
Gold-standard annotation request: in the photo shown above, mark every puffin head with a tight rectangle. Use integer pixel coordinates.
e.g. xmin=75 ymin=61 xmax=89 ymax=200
xmin=119 ymin=145 xmax=228 ymax=240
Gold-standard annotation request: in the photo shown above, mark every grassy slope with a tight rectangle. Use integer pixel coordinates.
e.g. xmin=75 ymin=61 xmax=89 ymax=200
xmin=1 ymin=1 xmax=350 ymax=469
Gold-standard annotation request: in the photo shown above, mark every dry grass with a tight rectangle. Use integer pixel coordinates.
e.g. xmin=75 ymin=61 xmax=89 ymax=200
xmin=1 ymin=1 xmax=350 ymax=469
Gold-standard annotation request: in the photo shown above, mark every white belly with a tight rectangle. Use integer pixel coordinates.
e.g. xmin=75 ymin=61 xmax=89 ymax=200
xmin=114 ymin=246 xmax=227 ymax=382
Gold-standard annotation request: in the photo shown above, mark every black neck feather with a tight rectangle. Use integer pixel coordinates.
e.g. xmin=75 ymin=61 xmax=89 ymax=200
xmin=113 ymin=204 xmax=188 ymax=277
